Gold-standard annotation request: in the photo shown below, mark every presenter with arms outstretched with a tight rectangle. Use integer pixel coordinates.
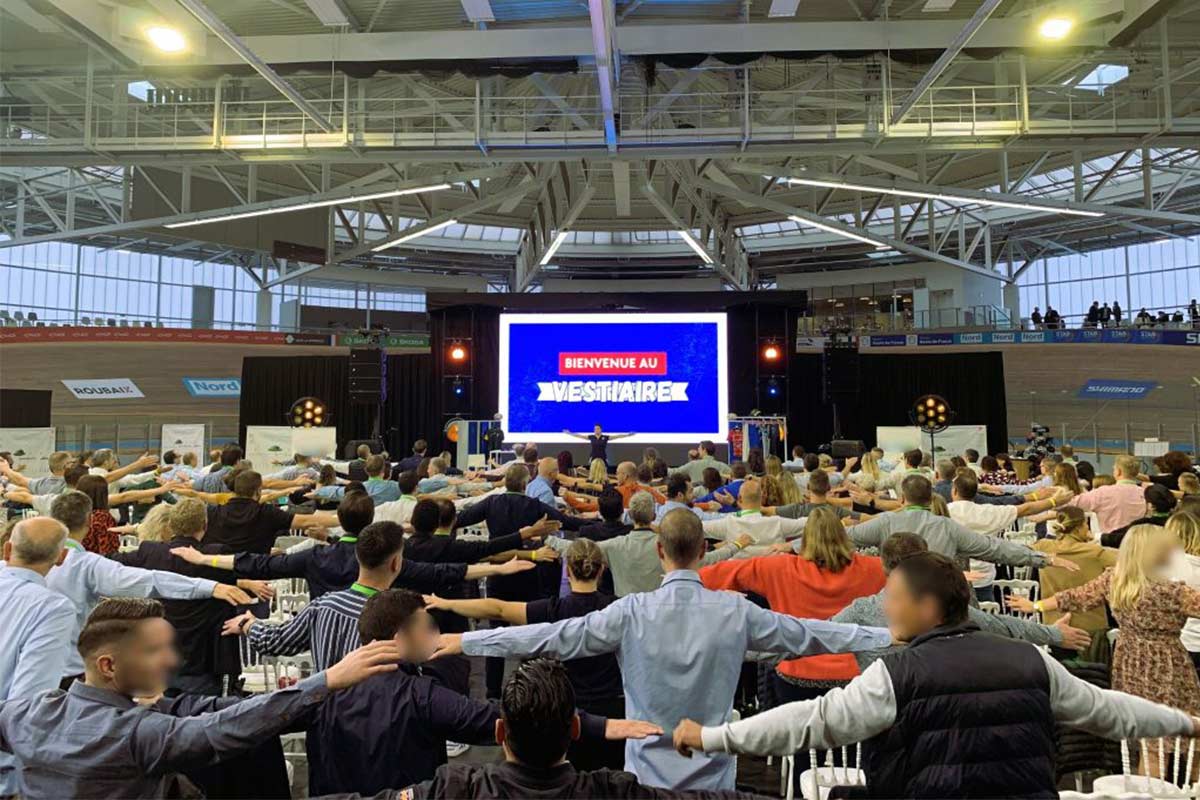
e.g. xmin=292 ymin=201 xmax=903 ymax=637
xmin=563 ymin=424 xmax=634 ymax=469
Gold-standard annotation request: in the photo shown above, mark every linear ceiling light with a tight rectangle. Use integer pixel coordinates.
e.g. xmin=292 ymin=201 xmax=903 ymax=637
xmin=768 ymin=0 xmax=802 ymax=17
xmin=372 ymin=218 xmax=458 ymax=252
xmin=677 ymin=230 xmax=714 ymax=264
xmin=460 ymin=0 xmax=495 ymax=22
xmin=781 ymin=176 xmax=1104 ymax=218
xmin=164 ymin=183 xmax=453 ymax=228
xmin=540 ymin=230 xmax=570 ymax=265
xmin=788 ymin=215 xmax=889 ymax=249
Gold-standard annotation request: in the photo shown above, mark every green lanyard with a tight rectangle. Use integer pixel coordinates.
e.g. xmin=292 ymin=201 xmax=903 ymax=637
xmin=349 ymin=582 xmax=379 ymax=598
xmin=337 ymin=536 xmax=358 ymax=544
xmin=903 ymin=505 xmax=928 ymax=512
xmin=64 ymin=539 xmax=84 ymax=551
xmin=735 ymin=510 xmax=762 ymax=517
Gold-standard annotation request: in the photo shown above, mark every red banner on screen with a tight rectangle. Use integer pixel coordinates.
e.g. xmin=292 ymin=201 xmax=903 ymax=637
xmin=558 ymin=352 xmax=668 ymax=376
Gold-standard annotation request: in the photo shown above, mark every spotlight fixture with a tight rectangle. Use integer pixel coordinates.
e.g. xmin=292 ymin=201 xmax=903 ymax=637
xmin=448 ymin=343 xmax=467 ymax=362
xmin=165 ymin=185 xmax=452 ymax=228
xmin=1038 ymin=17 xmax=1074 ymax=40
xmin=289 ymin=396 xmax=330 ymax=428
xmin=911 ymin=393 xmax=952 ymax=434
xmin=762 ymin=342 xmax=781 ymax=362
xmin=145 ymin=26 xmax=187 ymax=53
xmin=452 ymin=378 xmax=465 ymax=397
xmin=766 ymin=377 xmax=781 ymax=398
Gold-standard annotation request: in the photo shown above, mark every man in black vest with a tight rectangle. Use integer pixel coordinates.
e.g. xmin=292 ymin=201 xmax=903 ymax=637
xmin=674 ymin=552 xmax=1200 ymax=799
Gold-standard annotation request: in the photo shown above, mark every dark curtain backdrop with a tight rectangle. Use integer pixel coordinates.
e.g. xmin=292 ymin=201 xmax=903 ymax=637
xmin=239 ymin=354 xmax=437 ymax=457
xmin=429 ymin=305 xmax=500 ymax=423
xmin=786 ymin=351 xmax=1009 ymax=455
xmin=0 ymin=389 xmax=53 ymax=427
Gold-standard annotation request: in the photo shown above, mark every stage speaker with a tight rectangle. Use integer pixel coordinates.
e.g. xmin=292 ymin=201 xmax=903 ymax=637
xmin=822 ymin=348 xmax=860 ymax=401
xmin=349 ymin=348 xmax=383 ymax=403
xmin=831 ymin=439 xmax=865 ymax=458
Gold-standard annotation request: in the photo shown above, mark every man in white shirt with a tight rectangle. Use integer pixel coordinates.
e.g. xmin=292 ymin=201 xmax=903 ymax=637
xmin=374 ymin=471 xmax=421 ymax=526
xmin=947 ymin=472 xmax=1063 ymax=598
xmin=964 ymin=449 xmax=983 ymax=476
xmin=701 ymin=480 xmax=805 ymax=546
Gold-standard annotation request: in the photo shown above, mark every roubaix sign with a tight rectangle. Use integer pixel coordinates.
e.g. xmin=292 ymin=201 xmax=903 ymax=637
xmin=60 ymin=378 xmax=144 ymax=400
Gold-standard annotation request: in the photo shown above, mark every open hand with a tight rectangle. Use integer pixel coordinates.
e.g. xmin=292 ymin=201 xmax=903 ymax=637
xmin=221 ymin=610 xmax=255 ymax=636
xmin=1048 ymin=555 xmax=1080 ymax=572
xmin=431 ymin=633 xmax=463 ymax=659
xmin=169 ymin=545 xmax=205 ymax=565
xmin=239 ymin=580 xmax=276 ymax=602
xmin=533 ymin=546 xmax=560 ymax=562
xmin=325 ymin=640 xmax=404 ymax=690
xmin=212 ymin=583 xmax=253 ymax=606
xmin=673 ymin=719 xmax=704 ymax=757
xmin=497 ymin=555 xmax=537 ymax=575
xmin=605 ymin=719 xmax=663 ymax=741
xmin=1052 ymin=613 xmax=1092 ymax=651
xmin=1007 ymin=594 xmax=1037 ymax=614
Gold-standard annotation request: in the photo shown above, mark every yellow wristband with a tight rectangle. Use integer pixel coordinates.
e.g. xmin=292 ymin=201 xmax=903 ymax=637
xmin=1050 ymin=496 xmax=1056 ymax=507
xmin=211 ymin=557 xmax=220 ymax=567
xmin=1034 ymin=600 xmax=1045 ymax=613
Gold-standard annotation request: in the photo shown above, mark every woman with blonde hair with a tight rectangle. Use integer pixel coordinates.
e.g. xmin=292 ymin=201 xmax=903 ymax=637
xmin=700 ymin=506 xmax=886 ymax=699
xmin=1166 ymin=512 xmax=1200 ymax=670
xmin=847 ymin=451 xmax=882 ymax=492
xmin=1011 ymin=524 xmax=1200 ymax=738
xmin=1052 ymin=462 xmax=1082 ymax=497
xmin=767 ymin=455 xmax=804 ymax=506
xmin=1031 ymin=506 xmax=1118 ymax=635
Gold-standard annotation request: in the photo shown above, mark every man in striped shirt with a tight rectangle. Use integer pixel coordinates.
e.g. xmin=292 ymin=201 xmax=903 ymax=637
xmin=222 ymin=520 xmax=537 ymax=670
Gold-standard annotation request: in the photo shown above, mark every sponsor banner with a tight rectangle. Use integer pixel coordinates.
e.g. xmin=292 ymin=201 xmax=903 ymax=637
xmin=0 ymin=427 xmax=56 ymax=477
xmin=1020 ymin=331 xmax=1046 ymax=343
xmin=958 ymin=333 xmax=984 ymax=344
xmin=334 ymin=332 xmax=430 ymax=348
xmin=60 ymin=378 xmax=144 ymax=400
xmin=1164 ymin=331 xmax=1200 ymax=346
xmin=1 ymin=326 xmax=334 ymax=345
xmin=1077 ymin=380 xmax=1159 ymax=400
xmin=916 ymin=334 xmax=955 ymax=346
xmin=794 ymin=335 xmax=827 ymax=350
xmin=246 ymin=425 xmax=337 ymax=473
xmin=162 ymin=424 xmax=206 ymax=465
xmin=865 ymin=335 xmax=910 ymax=347
xmin=1051 ymin=329 xmax=1076 ymax=342
xmin=182 ymin=377 xmax=241 ymax=398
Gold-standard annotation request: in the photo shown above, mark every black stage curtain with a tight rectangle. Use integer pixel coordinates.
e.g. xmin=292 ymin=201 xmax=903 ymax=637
xmin=787 ymin=351 xmax=1009 ymax=456
xmin=0 ymin=389 xmax=53 ymax=427
xmin=429 ymin=305 xmax=500 ymax=425
xmin=239 ymin=354 xmax=437 ymax=457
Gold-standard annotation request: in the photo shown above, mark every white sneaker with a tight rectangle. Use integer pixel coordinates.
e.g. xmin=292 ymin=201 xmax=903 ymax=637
xmin=446 ymin=741 xmax=470 ymax=758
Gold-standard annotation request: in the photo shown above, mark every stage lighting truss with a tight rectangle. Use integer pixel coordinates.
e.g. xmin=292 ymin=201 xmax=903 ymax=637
xmin=911 ymin=394 xmax=952 ymax=434
xmin=289 ymin=396 xmax=330 ymax=428
xmin=762 ymin=341 xmax=782 ymax=362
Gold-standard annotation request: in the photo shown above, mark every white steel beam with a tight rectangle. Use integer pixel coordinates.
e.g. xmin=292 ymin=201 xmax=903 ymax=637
xmin=890 ymin=0 xmax=1004 ymax=127
xmin=520 ymin=182 xmax=595 ymax=291
xmin=586 ymin=0 xmax=619 ymax=152
xmin=174 ymin=0 xmax=337 ymax=133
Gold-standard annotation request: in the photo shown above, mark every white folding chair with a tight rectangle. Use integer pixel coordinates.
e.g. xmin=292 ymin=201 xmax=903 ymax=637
xmin=780 ymin=744 xmax=865 ymax=800
xmin=994 ymin=578 xmax=1040 ymax=619
xmin=978 ymin=601 xmax=1002 ymax=615
xmin=1090 ymin=738 xmax=1196 ymax=798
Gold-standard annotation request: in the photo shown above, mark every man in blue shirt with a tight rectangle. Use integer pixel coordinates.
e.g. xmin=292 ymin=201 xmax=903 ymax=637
xmin=192 ymin=443 xmax=242 ymax=493
xmin=0 ymin=518 xmax=76 ymax=795
xmin=657 ymin=474 xmax=723 ymax=523
xmin=526 ymin=457 xmax=559 ymax=508
xmin=314 ymin=455 xmax=400 ymax=504
xmin=0 ymin=596 xmax=404 ymax=799
xmin=433 ymin=508 xmax=892 ymax=792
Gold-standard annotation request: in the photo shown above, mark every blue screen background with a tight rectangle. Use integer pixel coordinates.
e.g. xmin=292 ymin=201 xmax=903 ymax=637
xmin=506 ymin=320 xmax=722 ymax=435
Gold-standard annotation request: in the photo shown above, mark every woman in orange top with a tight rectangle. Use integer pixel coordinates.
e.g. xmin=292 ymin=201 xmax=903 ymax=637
xmin=698 ymin=505 xmax=886 ymax=701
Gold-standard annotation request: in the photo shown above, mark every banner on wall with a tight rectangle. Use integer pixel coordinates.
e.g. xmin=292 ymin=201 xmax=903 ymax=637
xmin=862 ymin=330 xmax=1200 ymax=348
xmin=245 ymin=426 xmax=337 ymax=474
xmin=1077 ymin=380 xmax=1159 ymax=400
xmin=161 ymin=424 xmax=206 ymax=465
xmin=0 ymin=428 xmax=56 ymax=477
xmin=60 ymin=378 xmax=144 ymax=399
xmin=182 ymin=378 xmax=241 ymax=398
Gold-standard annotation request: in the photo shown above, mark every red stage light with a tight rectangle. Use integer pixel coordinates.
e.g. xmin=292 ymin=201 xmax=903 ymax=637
xmin=762 ymin=344 xmax=781 ymax=361
xmin=449 ymin=344 xmax=467 ymax=362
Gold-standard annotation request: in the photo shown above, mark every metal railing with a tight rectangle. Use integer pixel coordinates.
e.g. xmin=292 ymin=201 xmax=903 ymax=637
xmin=798 ymin=304 xmax=1014 ymax=335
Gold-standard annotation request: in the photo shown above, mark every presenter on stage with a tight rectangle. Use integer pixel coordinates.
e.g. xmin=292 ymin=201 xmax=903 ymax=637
xmin=562 ymin=424 xmax=635 ymax=468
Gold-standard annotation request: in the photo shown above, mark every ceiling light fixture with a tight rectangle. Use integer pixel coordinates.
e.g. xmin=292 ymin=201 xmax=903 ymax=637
xmin=372 ymin=218 xmax=458 ymax=251
xmin=768 ymin=0 xmax=801 ymax=17
xmin=1038 ymin=17 xmax=1074 ymax=40
xmin=788 ymin=215 xmax=889 ymax=249
xmin=145 ymin=26 xmax=187 ymax=53
xmin=541 ymin=230 xmax=570 ymax=265
xmin=165 ymin=183 xmax=453 ymax=229
xmin=676 ymin=230 xmax=714 ymax=264
xmin=782 ymin=176 xmax=1103 ymax=218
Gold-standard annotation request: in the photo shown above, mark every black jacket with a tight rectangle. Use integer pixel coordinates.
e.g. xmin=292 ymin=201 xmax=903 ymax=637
xmin=863 ymin=622 xmax=1056 ymax=798
xmin=355 ymin=761 xmax=762 ymax=800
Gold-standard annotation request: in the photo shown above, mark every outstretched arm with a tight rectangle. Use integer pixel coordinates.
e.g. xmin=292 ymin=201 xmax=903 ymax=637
xmin=424 ymin=595 xmax=529 ymax=625
xmin=447 ymin=598 xmax=628 ymax=661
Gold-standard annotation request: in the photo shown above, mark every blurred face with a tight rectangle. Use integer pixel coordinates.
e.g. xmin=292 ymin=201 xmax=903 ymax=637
xmin=397 ymin=609 xmax=440 ymax=663
xmin=882 ymin=571 xmax=941 ymax=642
xmin=99 ymin=618 xmax=179 ymax=695
xmin=594 ymin=425 xmax=602 ymax=434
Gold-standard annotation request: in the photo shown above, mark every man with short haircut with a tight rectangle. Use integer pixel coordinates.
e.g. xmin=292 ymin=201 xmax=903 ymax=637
xmin=526 ymin=457 xmax=560 ymax=508
xmin=398 ymin=439 xmax=429 ymax=473
xmin=46 ymin=490 xmax=249 ymax=686
xmin=316 ymin=455 xmax=399 ymax=504
xmin=670 ymin=440 xmax=732 ymax=483
xmin=818 ymin=475 xmax=1077 ymax=577
xmin=1068 ymin=454 xmax=1151 ymax=534
xmin=1060 ymin=444 xmax=1077 ymax=465
xmin=109 ymin=498 xmax=267 ymax=695
xmin=832 ymin=533 xmax=1091 ymax=669
xmin=267 ymin=453 xmax=319 ymax=483
xmin=768 ymin=469 xmax=854 ymax=521
xmin=0 ymin=597 xmax=403 ymax=799
xmin=223 ymin=521 xmax=535 ymax=670
xmin=0 ymin=450 xmax=75 ymax=496
xmin=657 ymin=474 xmax=722 ymax=523
xmin=437 ymin=509 xmax=892 ymax=791
xmin=701 ymin=480 xmax=806 ymax=546
xmin=205 ymin=469 xmax=337 ymax=553
xmin=615 ymin=461 xmax=666 ymax=507
xmin=549 ymin=492 xmax=750 ymax=597
xmin=0 ymin=518 xmax=75 ymax=796
xmin=2 ymin=463 xmax=89 ymax=514
xmin=306 ymin=595 xmax=656 ymax=796
xmin=375 ymin=470 xmax=422 ymax=525
xmin=964 ymin=448 xmax=982 ymax=475
xmin=675 ymin=551 xmax=1199 ymax=799
xmin=192 ymin=443 xmax=243 ymax=493
xmin=579 ymin=488 xmax=636 ymax=540
xmin=387 ymin=659 xmax=751 ymax=800
xmin=418 ymin=457 xmax=454 ymax=495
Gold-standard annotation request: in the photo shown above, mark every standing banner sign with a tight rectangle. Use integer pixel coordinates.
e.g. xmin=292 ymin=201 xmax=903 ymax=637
xmin=161 ymin=424 xmax=206 ymax=466
xmin=0 ymin=428 xmax=56 ymax=477
xmin=876 ymin=425 xmax=988 ymax=461
xmin=245 ymin=426 xmax=337 ymax=475
xmin=60 ymin=378 xmax=144 ymax=399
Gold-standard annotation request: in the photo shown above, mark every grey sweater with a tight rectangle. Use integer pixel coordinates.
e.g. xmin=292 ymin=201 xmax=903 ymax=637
xmin=832 ymin=590 xmax=1063 ymax=669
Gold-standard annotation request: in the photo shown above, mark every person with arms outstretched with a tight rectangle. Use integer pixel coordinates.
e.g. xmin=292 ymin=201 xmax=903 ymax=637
xmin=563 ymin=424 xmax=635 ymax=467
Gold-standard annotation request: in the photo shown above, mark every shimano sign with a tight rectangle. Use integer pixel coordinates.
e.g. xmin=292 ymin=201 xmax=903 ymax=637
xmin=1077 ymin=380 xmax=1159 ymax=400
